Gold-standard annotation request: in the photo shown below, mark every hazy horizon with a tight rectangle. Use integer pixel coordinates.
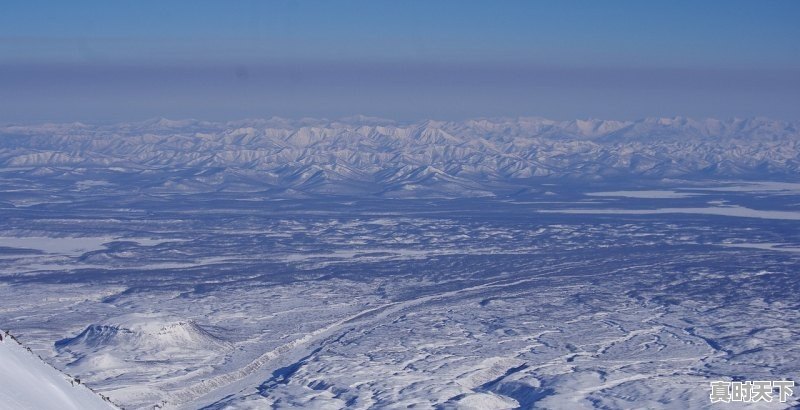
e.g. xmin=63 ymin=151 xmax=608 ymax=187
xmin=2 ymin=1 xmax=799 ymax=122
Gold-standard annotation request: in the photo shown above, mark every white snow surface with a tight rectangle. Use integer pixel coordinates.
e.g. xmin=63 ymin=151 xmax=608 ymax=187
xmin=0 ymin=332 xmax=117 ymax=410
xmin=542 ymin=205 xmax=800 ymax=220
xmin=585 ymin=190 xmax=701 ymax=199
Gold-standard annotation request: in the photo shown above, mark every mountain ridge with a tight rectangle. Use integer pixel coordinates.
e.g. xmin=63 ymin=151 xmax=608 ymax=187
xmin=1 ymin=117 xmax=798 ymax=197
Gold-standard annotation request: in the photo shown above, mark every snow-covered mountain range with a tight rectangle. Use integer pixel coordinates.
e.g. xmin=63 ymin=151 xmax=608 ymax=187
xmin=1 ymin=117 xmax=798 ymax=196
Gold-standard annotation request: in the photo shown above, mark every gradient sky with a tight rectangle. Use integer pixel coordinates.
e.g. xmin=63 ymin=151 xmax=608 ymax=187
xmin=1 ymin=0 xmax=799 ymax=123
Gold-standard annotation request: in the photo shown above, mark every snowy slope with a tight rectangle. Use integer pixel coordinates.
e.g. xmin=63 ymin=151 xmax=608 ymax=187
xmin=0 ymin=331 xmax=117 ymax=410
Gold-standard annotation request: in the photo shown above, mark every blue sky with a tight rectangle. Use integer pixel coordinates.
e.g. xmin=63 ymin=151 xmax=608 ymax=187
xmin=1 ymin=1 xmax=799 ymax=122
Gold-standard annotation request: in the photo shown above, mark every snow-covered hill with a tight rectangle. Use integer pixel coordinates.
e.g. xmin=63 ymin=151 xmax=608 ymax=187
xmin=50 ymin=314 xmax=232 ymax=408
xmin=0 ymin=331 xmax=117 ymax=410
xmin=1 ymin=117 xmax=797 ymax=197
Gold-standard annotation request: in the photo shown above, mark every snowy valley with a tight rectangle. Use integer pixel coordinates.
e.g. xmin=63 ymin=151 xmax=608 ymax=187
xmin=0 ymin=118 xmax=798 ymax=409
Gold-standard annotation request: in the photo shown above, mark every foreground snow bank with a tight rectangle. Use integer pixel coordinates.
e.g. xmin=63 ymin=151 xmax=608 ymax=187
xmin=0 ymin=331 xmax=117 ymax=410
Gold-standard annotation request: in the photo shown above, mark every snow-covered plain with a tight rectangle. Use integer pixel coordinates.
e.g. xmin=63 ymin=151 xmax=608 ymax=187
xmin=0 ymin=118 xmax=798 ymax=409
xmin=1 ymin=190 xmax=798 ymax=409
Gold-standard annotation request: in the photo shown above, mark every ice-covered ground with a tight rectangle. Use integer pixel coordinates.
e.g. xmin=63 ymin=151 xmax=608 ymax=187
xmin=0 ymin=182 xmax=798 ymax=409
